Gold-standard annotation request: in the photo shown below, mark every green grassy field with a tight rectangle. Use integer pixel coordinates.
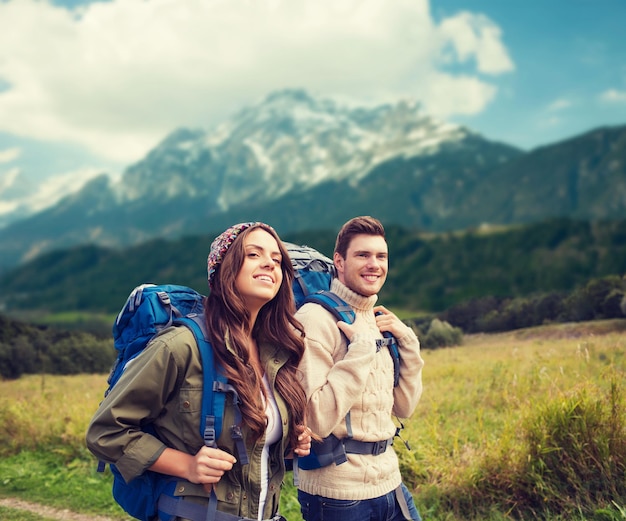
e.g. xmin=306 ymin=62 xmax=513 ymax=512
xmin=1 ymin=319 xmax=625 ymax=520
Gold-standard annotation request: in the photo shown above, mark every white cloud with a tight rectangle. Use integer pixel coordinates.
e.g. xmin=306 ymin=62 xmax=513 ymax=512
xmin=438 ymin=11 xmax=515 ymax=74
xmin=600 ymin=89 xmax=626 ymax=103
xmin=422 ymin=73 xmax=498 ymax=118
xmin=0 ymin=0 xmax=514 ymax=164
xmin=0 ymin=147 xmax=21 ymax=163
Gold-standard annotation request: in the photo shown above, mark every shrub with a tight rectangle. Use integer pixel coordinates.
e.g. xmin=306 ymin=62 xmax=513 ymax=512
xmin=602 ymin=289 xmax=625 ymax=318
xmin=561 ymin=276 xmax=626 ymax=323
xmin=532 ymin=292 xmax=565 ymax=324
xmin=0 ymin=338 xmax=37 ymax=379
xmin=421 ymin=319 xmax=463 ymax=349
xmin=440 ymin=296 xmax=504 ymax=333
xmin=441 ymin=275 xmax=625 ymax=334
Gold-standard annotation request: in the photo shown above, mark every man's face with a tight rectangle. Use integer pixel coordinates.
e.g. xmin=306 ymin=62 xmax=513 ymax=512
xmin=334 ymin=234 xmax=388 ymax=297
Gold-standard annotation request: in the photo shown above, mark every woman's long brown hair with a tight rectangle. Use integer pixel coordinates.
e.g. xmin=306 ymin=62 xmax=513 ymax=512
xmin=204 ymin=224 xmax=307 ymax=451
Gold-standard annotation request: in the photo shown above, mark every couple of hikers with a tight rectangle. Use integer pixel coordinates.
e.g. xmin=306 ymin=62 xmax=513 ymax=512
xmin=86 ymin=216 xmax=425 ymax=521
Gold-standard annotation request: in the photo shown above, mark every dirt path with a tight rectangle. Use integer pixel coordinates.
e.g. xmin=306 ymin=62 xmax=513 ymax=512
xmin=0 ymin=497 xmax=122 ymax=521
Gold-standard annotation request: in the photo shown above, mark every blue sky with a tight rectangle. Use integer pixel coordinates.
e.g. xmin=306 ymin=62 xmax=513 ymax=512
xmin=0 ymin=0 xmax=624 ymax=219
xmin=432 ymin=0 xmax=626 ymax=147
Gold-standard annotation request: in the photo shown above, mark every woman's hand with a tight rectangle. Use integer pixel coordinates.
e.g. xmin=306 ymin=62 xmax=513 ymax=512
xmin=150 ymin=446 xmax=236 ymax=488
xmin=187 ymin=446 xmax=237 ymax=485
xmin=293 ymin=425 xmax=312 ymax=457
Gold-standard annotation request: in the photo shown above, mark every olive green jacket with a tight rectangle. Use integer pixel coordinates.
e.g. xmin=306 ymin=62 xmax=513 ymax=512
xmin=86 ymin=325 xmax=292 ymax=520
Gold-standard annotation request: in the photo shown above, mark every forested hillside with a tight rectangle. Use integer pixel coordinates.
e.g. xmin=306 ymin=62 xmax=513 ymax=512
xmin=2 ymin=217 xmax=624 ymax=315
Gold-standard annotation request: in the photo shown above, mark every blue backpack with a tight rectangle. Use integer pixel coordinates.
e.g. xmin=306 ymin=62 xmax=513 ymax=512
xmin=285 ymin=242 xmax=356 ymax=323
xmin=99 ymin=284 xmax=248 ymax=521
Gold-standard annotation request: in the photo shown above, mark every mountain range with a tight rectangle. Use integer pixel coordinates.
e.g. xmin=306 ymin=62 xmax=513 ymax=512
xmin=0 ymin=88 xmax=625 ymax=272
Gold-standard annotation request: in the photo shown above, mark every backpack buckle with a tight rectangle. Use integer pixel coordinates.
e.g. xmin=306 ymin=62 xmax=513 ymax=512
xmin=371 ymin=439 xmax=390 ymax=455
xmin=204 ymin=416 xmax=217 ymax=447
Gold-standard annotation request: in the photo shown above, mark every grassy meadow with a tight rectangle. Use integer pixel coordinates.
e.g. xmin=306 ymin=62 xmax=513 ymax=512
xmin=0 ymin=319 xmax=625 ymax=520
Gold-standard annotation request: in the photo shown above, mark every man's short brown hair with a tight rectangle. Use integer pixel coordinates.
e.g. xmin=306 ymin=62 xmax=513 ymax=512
xmin=334 ymin=216 xmax=386 ymax=259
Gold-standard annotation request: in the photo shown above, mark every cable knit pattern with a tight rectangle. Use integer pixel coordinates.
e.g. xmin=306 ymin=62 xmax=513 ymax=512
xmin=296 ymin=279 xmax=424 ymax=500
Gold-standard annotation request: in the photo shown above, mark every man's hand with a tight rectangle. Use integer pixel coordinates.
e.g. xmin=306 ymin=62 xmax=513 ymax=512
xmin=373 ymin=305 xmax=412 ymax=338
xmin=337 ymin=307 xmax=411 ymax=341
xmin=336 ymin=319 xmax=357 ymax=341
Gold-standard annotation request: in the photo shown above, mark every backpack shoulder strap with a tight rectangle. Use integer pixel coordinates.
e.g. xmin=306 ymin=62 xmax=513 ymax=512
xmin=303 ymin=290 xmax=355 ymax=324
xmin=174 ymin=315 xmax=226 ymax=447
xmin=303 ymin=294 xmax=400 ymax=386
xmin=375 ymin=312 xmax=401 ymax=387
xmin=175 ymin=315 xmax=249 ymax=465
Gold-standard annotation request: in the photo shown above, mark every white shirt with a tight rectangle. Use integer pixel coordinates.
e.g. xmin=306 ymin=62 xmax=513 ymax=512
xmin=258 ymin=374 xmax=282 ymax=520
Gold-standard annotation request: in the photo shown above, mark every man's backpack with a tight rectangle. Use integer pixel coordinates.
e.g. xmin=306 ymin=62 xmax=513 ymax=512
xmin=284 ymin=242 xmax=356 ymax=323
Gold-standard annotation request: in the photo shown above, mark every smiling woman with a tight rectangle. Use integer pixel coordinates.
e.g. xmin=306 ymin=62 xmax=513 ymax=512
xmin=85 ymin=221 xmax=313 ymax=521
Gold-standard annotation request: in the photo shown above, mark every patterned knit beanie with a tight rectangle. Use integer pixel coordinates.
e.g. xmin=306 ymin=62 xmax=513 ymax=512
xmin=207 ymin=221 xmax=275 ymax=288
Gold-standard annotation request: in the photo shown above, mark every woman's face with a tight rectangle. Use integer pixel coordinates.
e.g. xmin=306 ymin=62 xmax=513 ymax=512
xmin=235 ymin=228 xmax=284 ymax=311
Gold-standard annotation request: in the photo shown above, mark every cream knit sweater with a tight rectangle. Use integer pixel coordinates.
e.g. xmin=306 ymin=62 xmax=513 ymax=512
xmin=296 ymin=279 xmax=424 ymax=500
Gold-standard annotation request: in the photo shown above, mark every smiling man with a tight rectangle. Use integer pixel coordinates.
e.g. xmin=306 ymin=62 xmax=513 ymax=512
xmin=295 ymin=216 xmax=425 ymax=521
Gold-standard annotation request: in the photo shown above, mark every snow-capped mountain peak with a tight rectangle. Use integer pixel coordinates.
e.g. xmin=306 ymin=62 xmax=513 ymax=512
xmin=116 ymin=89 xmax=471 ymax=209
